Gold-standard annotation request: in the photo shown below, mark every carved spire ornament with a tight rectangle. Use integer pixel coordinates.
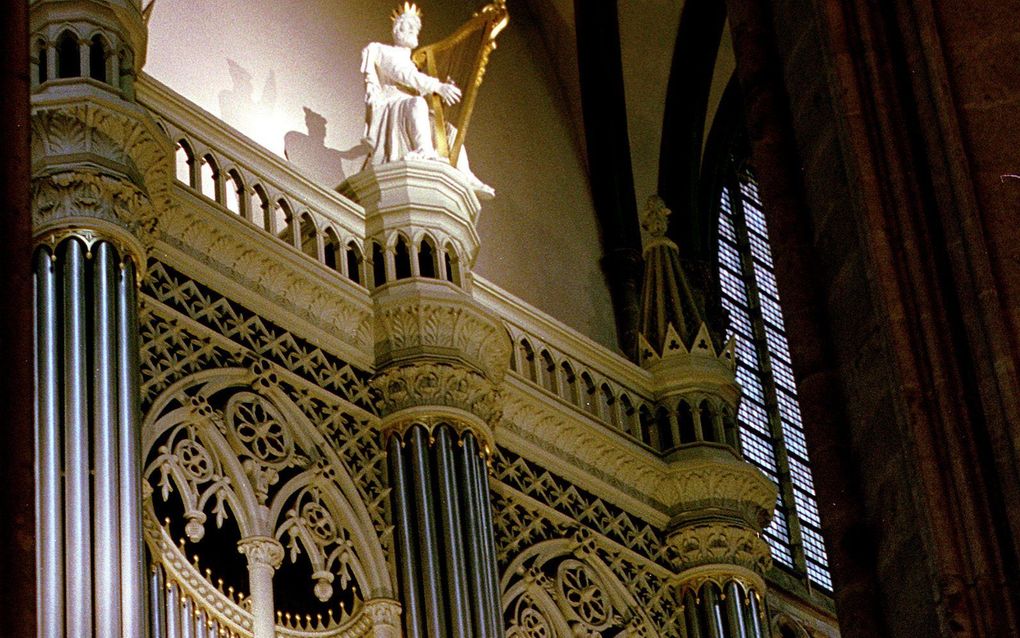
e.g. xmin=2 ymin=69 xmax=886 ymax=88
xmin=637 ymin=195 xmax=710 ymax=359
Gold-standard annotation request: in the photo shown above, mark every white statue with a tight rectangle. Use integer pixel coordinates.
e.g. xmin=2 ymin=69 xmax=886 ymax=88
xmin=360 ymin=2 xmax=495 ymax=199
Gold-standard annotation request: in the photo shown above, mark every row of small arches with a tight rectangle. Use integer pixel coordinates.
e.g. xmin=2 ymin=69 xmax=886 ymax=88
xmin=32 ymin=28 xmax=129 ymax=89
xmin=513 ymin=337 xmax=740 ymax=453
xmin=174 ymin=139 xmax=465 ymax=290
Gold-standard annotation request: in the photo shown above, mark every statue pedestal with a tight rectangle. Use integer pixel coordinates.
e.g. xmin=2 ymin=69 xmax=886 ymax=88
xmin=339 ymin=160 xmax=482 ymax=269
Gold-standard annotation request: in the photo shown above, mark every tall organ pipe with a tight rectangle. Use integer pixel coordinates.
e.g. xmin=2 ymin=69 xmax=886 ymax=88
xmin=388 ymin=434 xmax=424 ymax=638
xmin=118 ymin=256 xmax=146 ymax=635
xmin=476 ymin=451 xmax=503 ymax=637
xmin=435 ymin=425 xmax=470 ymax=638
xmin=408 ymin=426 xmax=448 ymax=638
xmin=35 ymin=246 xmax=63 ymax=638
xmin=458 ymin=432 xmax=488 ymax=636
xmin=683 ymin=590 xmax=703 ymax=638
xmin=465 ymin=433 xmax=499 ymax=637
xmin=725 ymin=581 xmax=748 ymax=638
xmin=165 ymin=582 xmax=181 ymax=638
xmin=746 ymin=590 xmax=764 ymax=638
xmin=62 ymin=239 xmax=92 ymax=638
xmin=93 ymin=242 xmax=122 ymax=637
xmin=151 ymin=564 xmax=166 ymax=638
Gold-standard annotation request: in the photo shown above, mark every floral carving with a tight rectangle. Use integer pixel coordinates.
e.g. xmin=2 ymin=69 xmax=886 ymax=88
xmin=667 ymin=523 xmax=772 ymax=575
xmin=557 ymin=559 xmax=611 ymax=629
xmin=372 ymin=362 xmax=502 ymax=426
xmin=31 ymin=103 xmax=174 ymax=231
xmin=145 ymin=422 xmax=232 ymax=542
xmin=237 ymin=535 xmax=285 ymax=569
xmin=375 ymin=298 xmax=511 ymax=382
xmin=506 ymin=595 xmax=553 ymax=638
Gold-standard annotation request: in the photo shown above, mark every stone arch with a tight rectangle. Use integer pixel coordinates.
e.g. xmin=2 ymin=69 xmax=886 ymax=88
xmin=142 ymin=367 xmax=393 ymax=603
xmin=500 ymin=537 xmax=657 ymax=637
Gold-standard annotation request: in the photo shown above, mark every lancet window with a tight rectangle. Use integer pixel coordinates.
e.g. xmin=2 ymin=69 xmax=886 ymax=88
xmin=716 ymin=163 xmax=833 ymax=590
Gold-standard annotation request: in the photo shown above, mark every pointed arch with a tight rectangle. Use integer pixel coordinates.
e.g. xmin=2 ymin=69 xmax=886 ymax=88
xmin=56 ymin=29 xmax=80 ymax=79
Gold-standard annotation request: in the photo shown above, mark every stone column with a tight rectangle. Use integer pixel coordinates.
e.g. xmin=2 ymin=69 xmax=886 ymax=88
xmin=238 ymin=536 xmax=285 ymax=638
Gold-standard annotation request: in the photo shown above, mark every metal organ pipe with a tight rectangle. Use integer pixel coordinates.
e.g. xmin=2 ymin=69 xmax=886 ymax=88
xmin=746 ymin=589 xmax=764 ymax=638
xmin=35 ymin=247 xmax=63 ymax=638
xmin=166 ymin=581 xmax=181 ymax=638
xmin=703 ymin=585 xmax=724 ymax=638
xmin=725 ymin=581 xmax=748 ymax=638
xmin=93 ymin=242 xmax=122 ymax=638
xmin=62 ymin=238 xmax=92 ymax=638
xmin=35 ymin=237 xmax=147 ymax=637
xmin=435 ymin=425 xmax=470 ymax=638
xmin=118 ymin=256 xmax=146 ymax=635
xmin=466 ymin=433 xmax=501 ymax=638
xmin=151 ymin=564 xmax=166 ymax=638
xmin=387 ymin=422 xmax=506 ymax=638
xmin=408 ymin=425 xmax=449 ymax=638
xmin=457 ymin=430 xmax=488 ymax=637
xmin=475 ymin=445 xmax=504 ymax=638
xmin=388 ymin=434 xmax=425 ymax=638
xmin=683 ymin=590 xmax=703 ymax=638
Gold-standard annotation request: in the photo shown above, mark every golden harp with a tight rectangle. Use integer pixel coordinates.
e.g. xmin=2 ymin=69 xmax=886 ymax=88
xmin=412 ymin=1 xmax=509 ymax=168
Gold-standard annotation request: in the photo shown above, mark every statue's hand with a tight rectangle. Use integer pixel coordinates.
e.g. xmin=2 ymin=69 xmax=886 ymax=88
xmin=436 ymin=82 xmax=462 ymax=106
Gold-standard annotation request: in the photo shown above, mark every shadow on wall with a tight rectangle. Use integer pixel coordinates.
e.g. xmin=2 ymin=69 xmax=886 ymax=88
xmin=217 ymin=59 xmax=368 ymax=186
xmin=218 ymin=59 xmax=276 ymax=136
xmin=285 ymin=107 xmax=369 ymax=187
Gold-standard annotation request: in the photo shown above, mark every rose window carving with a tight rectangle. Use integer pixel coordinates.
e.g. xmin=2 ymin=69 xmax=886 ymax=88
xmin=557 ymin=559 xmax=611 ymax=629
xmin=176 ymin=437 xmax=214 ymax=482
xmin=507 ymin=596 xmax=552 ymax=638
xmin=226 ymin=393 xmax=295 ymax=467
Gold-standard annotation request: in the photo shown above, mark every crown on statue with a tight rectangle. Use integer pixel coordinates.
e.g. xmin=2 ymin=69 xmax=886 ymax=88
xmin=391 ymin=2 xmax=423 ymax=22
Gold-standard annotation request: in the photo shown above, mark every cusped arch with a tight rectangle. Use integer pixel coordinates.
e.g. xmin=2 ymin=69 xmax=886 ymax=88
xmin=142 ymin=368 xmax=392 ymax=598
xmin=500 ymin=538 xmax=658 ymax=637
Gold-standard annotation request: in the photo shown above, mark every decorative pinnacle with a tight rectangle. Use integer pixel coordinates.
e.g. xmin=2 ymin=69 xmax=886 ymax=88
xmin=391 ymin=2 xmax=423 ymax=22
xmin=642 ymin=195 xmax=670 ymax=238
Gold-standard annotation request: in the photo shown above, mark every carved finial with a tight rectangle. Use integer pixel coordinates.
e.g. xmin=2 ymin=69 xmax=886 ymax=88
xmin=642 ymin=195 xmax=671 ymax=238
xmin=391 ymin=2 xmax=422 ymax=22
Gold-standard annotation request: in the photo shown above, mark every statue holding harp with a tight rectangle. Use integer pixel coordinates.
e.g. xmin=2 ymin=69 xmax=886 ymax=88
xmin=360 ymin=1 xmax=508 ymax=199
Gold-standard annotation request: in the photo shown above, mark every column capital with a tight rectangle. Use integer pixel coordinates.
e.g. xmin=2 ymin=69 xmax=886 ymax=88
xmin=237 ymin=536 xmax=284 ymax=570
xmin=667 ymin=521 xmax=772 ymax=578
xmin=30 ymin=98 xmax=175 ymax=270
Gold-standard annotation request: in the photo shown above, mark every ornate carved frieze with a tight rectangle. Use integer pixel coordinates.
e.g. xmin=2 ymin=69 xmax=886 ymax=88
xmin=667 ymin=522 xmax=772 ymax=576
xmin=142 ymin=261 xmax=375 ymax=411
xmin=372 ymin=362 xmax=501 ymax=445
xmin=157 ymin=199 xmax=374 ymax=360
xmin=31 ymin=101 xmax=174 ymax=242
xmin=666 ymin=448 xmax=777 ymax=529
xmin=373 ymin=280 xmax=511 ymax=382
